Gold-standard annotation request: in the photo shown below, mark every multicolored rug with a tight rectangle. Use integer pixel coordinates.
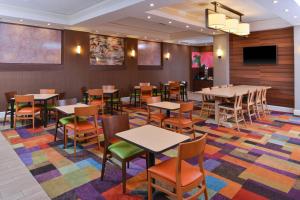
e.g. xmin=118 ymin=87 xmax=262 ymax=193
xmin=1 ymin=105 xmax=300 ymax=200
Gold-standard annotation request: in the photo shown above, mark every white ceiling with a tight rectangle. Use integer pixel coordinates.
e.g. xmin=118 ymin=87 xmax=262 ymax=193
xmin=0 ymin=0 xmax=297 ymax=45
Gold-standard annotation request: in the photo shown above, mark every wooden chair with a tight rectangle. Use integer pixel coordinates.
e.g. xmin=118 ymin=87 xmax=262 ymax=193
xmin=261 ymin=88 xmax=270 ymax=115
xmin=101 ymin=114 xmax=146 ymax=193
xmin=168 ymin=82 xmax=181 ymax=101
xmin=3 ymin=91 xmax=17 ymax=126
xmin=148 ymin=134 xmax=208 ymax=200
xmin=200 ymin=88 xmax=215 ymax=118
xmin=164 ymin=101 xmax=196 ymax=138
xmin=140 ymin=86 xmax=153 ymax=107
xmin=55 ymin=98 xmax=77 ymax=145
xmin=218 ymin=94 xmax=246 ymax=132
xmin=65 ymin=106 xmax=100 ymax=158
xmin=254 ymin=89 xmax=264 ymax=118
xmin=242 ymin=90 xmax=256 ymax=124
xmin=102 ymin=85 xmax=121 ymax=111
xmin=14 ymin=95 xmax=41 ymax=129
xmin=146 ymin=96 xmax=166 ymax=127
xmin=88 ymin=89 xmax=105 ymax=114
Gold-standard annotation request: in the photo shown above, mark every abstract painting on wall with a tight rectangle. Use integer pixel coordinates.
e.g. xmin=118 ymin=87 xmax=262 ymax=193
xmin=90 ymin=35 xmax=124 ymax=65
xmin=138 ymin=40 xmax=161 ymax=66
xmin=0 ymin=23 xmax=62 ymax=64
xmin=192 ymin=52 xmax=213 ymax=68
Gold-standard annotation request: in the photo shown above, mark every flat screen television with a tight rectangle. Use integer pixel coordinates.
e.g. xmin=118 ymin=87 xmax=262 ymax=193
xmin=243 ymin=45 xmax=277 ymax=64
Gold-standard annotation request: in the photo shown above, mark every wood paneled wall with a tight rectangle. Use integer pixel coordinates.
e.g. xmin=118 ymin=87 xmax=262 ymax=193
xmin=230 ymin=27 xmax=294 ymax=107
xmin=0 ymin=29 xmax=190 ymax=110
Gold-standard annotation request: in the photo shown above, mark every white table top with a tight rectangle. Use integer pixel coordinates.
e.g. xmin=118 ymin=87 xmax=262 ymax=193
xmin=55 ymin=103 xmax=88 ymax=115
xmin=12 ymin=93 xmax=59 ymax=100
xmin=116 ymin=125 xmax=190 ymax=153
xmin=134 ymin=85 xmax=157 ymax=89
xmin=103 ymin=89 xmax=119 ymax=94
xmin=148 ymin=101 xmax=180 ymax=110
xmin=194 ymin=85 xmax=271 ymax=98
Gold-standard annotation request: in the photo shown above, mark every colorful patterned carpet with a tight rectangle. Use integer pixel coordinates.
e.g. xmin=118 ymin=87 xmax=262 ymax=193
xmin=1 ymin=105 xmax=300 ymax=200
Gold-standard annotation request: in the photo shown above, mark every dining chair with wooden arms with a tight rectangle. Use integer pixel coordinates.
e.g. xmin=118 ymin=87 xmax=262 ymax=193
xmin=54 ymin=98 xmax=77 ymax=145
xmin=140 ymin=85 xmax=153 ymax=107
xmin=101 ymin=114 xmax=146 ymax=193
xmin=242 ymin=90 xmax=256 ymax=124
xmin=88 ymin=89 xmax=105 ymax=114
xmin=164 ymin=101 xmax=196 ymax=138
xmin=146 ymin=96 xmax=166 ymax=127
xmin=218 ymin=93 xmax=246 ymax=132
xmin=148 ymin=134 xmax=208 ymax=200
xmin=14 ymin=95 xmax=41 ymax=129
xmin=200 ymin=88 xmax=215 ymax=118
xmin=65 ymin=106 xmax=100 ymax=158
xmin=168 ymin=82 xmax=181 ymax=101
xmin=3 ymin=91 xmax=17 ymax=126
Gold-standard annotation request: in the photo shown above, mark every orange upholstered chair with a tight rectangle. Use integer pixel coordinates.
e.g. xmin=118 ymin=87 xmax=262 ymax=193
xmin=168 ymin=82 xmax=181 ymax=101
xmin=146 ymin=96 xmax=166 ymax=127
xmin=88 ymin=89 xmax=105 ymax=114
xmin=65 ymin=106 xmax=100 ymax=158
xmin=148 ymin=134 xmax=208 ymax=200
xmin=14 ymin=95 xmax=41 ymax=129
xmin=140 ymin=85 xmax=153 ymax=107
xmin=164 ymin=101 xmax=196 ymax=138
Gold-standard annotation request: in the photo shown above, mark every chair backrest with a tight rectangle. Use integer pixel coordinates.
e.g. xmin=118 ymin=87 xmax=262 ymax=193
xmin=177 ymin=134 xmax=207 ymax=182
xmin=81 ymin=86 xmax=87 ymax=94
xmin=102 ymin=114 xmax=130 ymax=144
xmin=255 ymin=89 xmax=263 ymax=103
xmin=40 ymin=89 xmax=55 ymax=94
xmin=169 ymin=82 xmax=180 ymax=94
xmin=102 ymin=85 xmax=115 ymax=90
xmin=15 ymin=95 xmax=34 ymax=112
xmin=57 ymin=98 xmax=77 ymax=106
xmin=202 ymin=88 xmax=212 ymax=101
xmin=146 ymin=96 xmax=161 ymax=104
xmin=74 ymin=106 xmax=98 ymax=131
xmin=59 ymin=92 xmax=66 ymax=100
xmin=233 ymin=94 xmax=243 ymax=109
xmin=88 ymin=89 xmax=103 ymax=96
xmin=5 ymin=91 xmax=17 ymax=102
xmin=179 ymin=101 xmax=194 ymax=119
xmin=247 ymin=90 xmax=255 ymax=105
xmin=140 ymin=86 xmax=153 ymax=97
xmin=139 ymin=82 xmax=150 ymax=86
xmin=262 ymin=88 xmax=267 ymax=101
xmin=168 ymin=81 xmax=178 ymax=84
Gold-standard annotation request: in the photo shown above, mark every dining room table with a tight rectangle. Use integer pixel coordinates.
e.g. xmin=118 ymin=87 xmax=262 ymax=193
xmin=194 ymin=85 xmax=271 ymax=125
xmin=10 ymin=93 xmax=59 ymax=128
xmin=84 ymin=89 xmax=119 ymax=114
xmin=116 ymin=124 xmax=190 ymax=168
xmin=147 ymin=101 xmax=180 ymax=117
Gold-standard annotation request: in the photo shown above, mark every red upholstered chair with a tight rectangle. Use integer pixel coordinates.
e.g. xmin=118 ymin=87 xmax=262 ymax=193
xmin=148 ymin=134 xmax=208 ymax=200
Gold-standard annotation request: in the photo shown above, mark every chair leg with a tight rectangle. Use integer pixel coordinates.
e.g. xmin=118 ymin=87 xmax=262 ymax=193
xmin=204 ymin=186 xmax=209 ymax=200
xmin=192 ymin=125 xmax=196 ymax=139
xmin=3 ymin=111 xmax=7 ymax=126
xmin=96 ymin=134 xmax=101 ymax=150
xmin=148 ymin=172 xmax=153 ymax=200
xmin=14 ymin=116 xmax=17 ymax=129
xmin=122 ymin=161 xmax=127 ymax=193
xmin=64 ymin=126 xmax=67 ymax=148
xmin=234 ymin=111 xmax=240 ymax=132
xmin=74 ymin=137 xmax=77 ymax=159
xmin=32 ymin=116 xmax=35 ymax=129
xmin=248 ymin=108 xmax=252 ymax=124
xmin=127 ymin=162 xmax=130 ymax=168
xmin=101 ymin=147 xmax=107 ymax=181
xmin=55 ymin=121 xmax=59 ymax=141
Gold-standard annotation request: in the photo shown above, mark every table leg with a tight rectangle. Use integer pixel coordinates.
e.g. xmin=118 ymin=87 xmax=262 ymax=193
xmin=148 ymin=152 xmax=155 ymax=168
xmin=84 ymin=93 xmax=88 ymax=104
xmin=110 ymin=93 xmax=114 ymax=115
xmin=134 ymin=89 xmax=137 ymax=107
xmin=164 ymin=85 xmax=167 ymax=100
xmin=43 ymin=100 xmax=48 ymax=127
xmin=10 ymin=100 xmax=14 ymax=128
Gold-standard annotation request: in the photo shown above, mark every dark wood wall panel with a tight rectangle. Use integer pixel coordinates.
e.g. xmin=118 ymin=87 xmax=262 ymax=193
xmin=230 ymin=27 xmax=294 ymax=107
xmin=0 ymin=29 xmax=190 ymax=110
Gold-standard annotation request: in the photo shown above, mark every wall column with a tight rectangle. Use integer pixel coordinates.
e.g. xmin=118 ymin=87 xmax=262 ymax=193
xmin=213 ymin=33 xmax=230 ymax=86
xmin=294 ymin=26 xmax=300 ymax=115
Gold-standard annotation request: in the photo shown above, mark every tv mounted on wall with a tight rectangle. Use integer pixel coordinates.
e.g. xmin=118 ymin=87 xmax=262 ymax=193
xmin=243 ymin=45 xmax=277 ymax=65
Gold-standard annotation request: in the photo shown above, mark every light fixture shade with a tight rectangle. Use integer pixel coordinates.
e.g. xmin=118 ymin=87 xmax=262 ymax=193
xmin=237 ymin=23 xmax=250 ymax=35
xmin=222 ymin=18 xmax=239 ymax=33
xmin=208 ymin=13 xmax=226 ymax=29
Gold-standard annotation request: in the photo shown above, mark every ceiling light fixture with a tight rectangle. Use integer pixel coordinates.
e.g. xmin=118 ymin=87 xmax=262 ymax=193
xmin=273 ymin=0 xmax=278 ymax=3
xmin=206 ymin=1 xmax=250 ymax=36
xmin=150 ymin=3 xmax=154 ymax=7
xmin=284 ymin=8 xmax=289 ymax=12
xmin=186 ymin=25 xmax=190 ymax=28
xmin=147 ymin=16 xmax=151 ymax=19
xmin=168 ymin=21 xmax=172 ymax=24
xmin=294 ymin=16 xmax=298 ymax=18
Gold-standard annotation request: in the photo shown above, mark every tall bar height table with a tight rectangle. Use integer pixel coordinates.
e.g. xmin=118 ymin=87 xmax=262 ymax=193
xmin=10 ymin=94 xmax=59 ymax=128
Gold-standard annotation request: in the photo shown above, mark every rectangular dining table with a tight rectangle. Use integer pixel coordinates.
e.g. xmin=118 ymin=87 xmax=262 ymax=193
xmin=116 ymin=125 xmax=190 ymax=167
xmin=194 ymin=85 xmax=271 ymax=123
xmin=10 ymin=94 xmax=59 ymax=128
xmin=84 ymin=89 xmax=119 ymax=114
xmin=55 ymin=103 xmax=88 ymax=115
xmin=147 ymin=101 xmax=180 ymax=117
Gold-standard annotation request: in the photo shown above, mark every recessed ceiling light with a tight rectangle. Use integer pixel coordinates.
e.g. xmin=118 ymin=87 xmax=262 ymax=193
xmin=150 ymin=3 xmax=154 ymax=7
xmin=284 ymin=8 xmax=289 ymax=12
xmin=294 ymin=15 xmax=298 ymax=18
xmin=19 ymin=19 xmax=23 ymax=22
xmin=168 ymin=21 xmax=172 ymax=24
xmin=147 ymin=16 xmax=151 ymax=19
xmin=47 ymin=23 xmax=51 ymax=26
xmin=273 ymin=0 xmax=278 ymax=3
xmin=186 ymin=25 xmax=190 ymax=28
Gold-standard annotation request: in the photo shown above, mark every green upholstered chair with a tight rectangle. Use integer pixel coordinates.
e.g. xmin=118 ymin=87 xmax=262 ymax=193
xmin=55 ymin=98 xmax=78 ymax=145
xmin=101 ymin=114 xmax=147 ymax=193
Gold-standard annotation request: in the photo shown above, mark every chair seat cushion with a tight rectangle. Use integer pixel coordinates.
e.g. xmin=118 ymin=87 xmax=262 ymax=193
xmin=17 ymin=106 xmax=40 ymax=114
xmin=148 ymin=158 xmax=203 ymax=186
xmin=90 ymin=100 xmax=105 ymax=106
xmin=108 ymin=141 xmax=144 ymax=159
xmin=59 ymin=115 xmax=75 ymax=125
xmin=150 ymin=113 xmax=166 ymax=121
xmin=164 ymin=117 xmax=193 ymax=126
xmin=66 ymin=121 xmax=96 ymax=131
